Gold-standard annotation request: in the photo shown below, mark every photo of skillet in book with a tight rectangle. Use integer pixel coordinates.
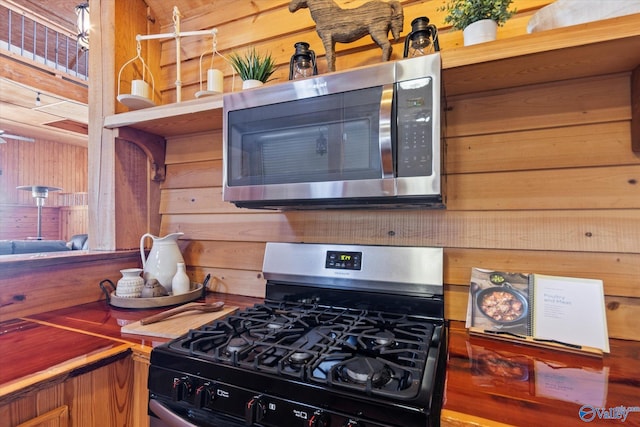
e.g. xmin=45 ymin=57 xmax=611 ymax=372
xmin=466 ymin=268 xmax=610 ymax=353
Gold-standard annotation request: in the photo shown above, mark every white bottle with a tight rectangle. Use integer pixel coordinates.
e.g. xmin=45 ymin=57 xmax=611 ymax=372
xmin=171 ymin=262 xmax=191 ymax=295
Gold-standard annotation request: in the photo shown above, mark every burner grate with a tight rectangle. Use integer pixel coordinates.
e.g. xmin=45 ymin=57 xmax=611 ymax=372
xmin=167 ymin=301 xmax=435 ymax=400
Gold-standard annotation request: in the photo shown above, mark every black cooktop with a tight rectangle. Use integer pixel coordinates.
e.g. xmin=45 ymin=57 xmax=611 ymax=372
xmin=166 ymin=300 xmax=436 ymax=401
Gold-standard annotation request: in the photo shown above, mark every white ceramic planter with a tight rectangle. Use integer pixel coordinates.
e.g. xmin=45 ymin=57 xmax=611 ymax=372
xmin=463 ymin=19 xmax=498 ymax=46
xmin=242 ymin=79 xmax=264 ymax=89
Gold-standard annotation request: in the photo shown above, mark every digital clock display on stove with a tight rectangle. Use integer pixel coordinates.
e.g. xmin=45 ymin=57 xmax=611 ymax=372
xmin=325 ymin=251 xmax=362 ymax=270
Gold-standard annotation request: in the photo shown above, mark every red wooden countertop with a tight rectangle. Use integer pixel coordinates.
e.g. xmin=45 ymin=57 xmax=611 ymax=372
xmin=0 ymin=319 xmax=131 ymax=401
xmin=3 ymin=295 xmax=640 ymax=426
xmin=0 ymin=292 xmax=260 ymax=403
xmin=442 ymin=322 xmax=640 ymax=427
xmin=24 ymin=292 xmax=262 ymax=349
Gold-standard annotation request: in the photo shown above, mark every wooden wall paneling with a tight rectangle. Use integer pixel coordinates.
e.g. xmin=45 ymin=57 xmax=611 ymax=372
xmin=604 ymin=295 xmax=640 ymax=340
xmin=192 ymin=266 xmax=266 ymax=298
xmin=0 ymin=251 xmax=140 ymax=322
xmin=184 ymin=244 xmax=640 ymax=298
xmin=446 ymin=121 xmax=635 ymax=174
xmin=154 ymin=1 xmax=552 ymax=101
xmin=443 ymin=286 xmax=640 ymax=341
xmin=159 ymin=163 xmax=640 ymax=213
xmin=115 ymin=140 xmax=159 ymax=249
xmin=182 ymin=240 xmax=265 ymax=271
xmin=162 ymin=160 xmax=222 ymax=189
xmin=0 ymin=139 xmax=87 ymax=206
xmin=123 ymin=3 xmax=640 ymax=341
xmin=160 ymin=187 xmax=241 ymax=214
xmin=0 ymin=206 xmax=60 ymax=240
xmin=164 ymin=131 xmax=220 ymax=164
xmin=443 ymin=248 xmax=640 ymax=297
xmin=160 ymin=209 xmax=640 ymax=253
xmin=448 ymin=165 xmax=640 ymax=210
xmin=445 ymin=73 xmax=631 ymax=138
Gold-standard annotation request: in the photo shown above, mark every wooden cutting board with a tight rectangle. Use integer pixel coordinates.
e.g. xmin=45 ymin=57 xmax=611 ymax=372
xmin=121 ymin=305 xmax=238 ymax=338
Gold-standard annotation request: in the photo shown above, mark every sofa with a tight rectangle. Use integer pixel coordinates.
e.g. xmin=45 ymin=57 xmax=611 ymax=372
xmin=0 ymin=234 xmax=88 ymax=255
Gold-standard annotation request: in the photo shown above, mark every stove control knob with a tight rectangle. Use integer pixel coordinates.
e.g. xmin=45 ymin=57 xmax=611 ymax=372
xmin=308 ymin=411 xmax=330 ymax=427
xmin=245 ymin=396 xmax=267 ymax=424
xmin=195 ymin=382 xmax=216 ymax=409
xmin=171 ymin=376 xmax=193 ymax=402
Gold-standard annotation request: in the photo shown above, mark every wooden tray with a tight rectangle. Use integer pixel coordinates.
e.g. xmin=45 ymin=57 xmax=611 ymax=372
xmin=106 ymin=283 xmax=203 ymax=309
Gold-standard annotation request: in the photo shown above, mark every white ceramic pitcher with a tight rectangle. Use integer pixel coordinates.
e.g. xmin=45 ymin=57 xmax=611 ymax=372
xmin=140 ymin=232 xmax=185 ymax=293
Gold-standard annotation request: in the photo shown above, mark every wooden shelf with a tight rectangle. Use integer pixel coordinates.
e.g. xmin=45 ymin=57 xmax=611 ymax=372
xmin=104 ymin=94 xmax=223 ymax=137
xmin=441 ymin=13 xmax=640 ymax=96
xmin=103 ymin=14 xmax=640 ymax=138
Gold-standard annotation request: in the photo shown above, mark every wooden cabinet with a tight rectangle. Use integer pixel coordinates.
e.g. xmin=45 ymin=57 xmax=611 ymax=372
xmin=1 ymin=355 xmax=135 ymax=427
xmin=15 ymin=406 xmax=69 ymax=427
xmin=131 ymin=351 xmax=152 ymax=427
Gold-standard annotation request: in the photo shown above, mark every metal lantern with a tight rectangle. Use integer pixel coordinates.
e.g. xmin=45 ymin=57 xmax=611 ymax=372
xmin=403 ymin=17 xmax=440 ymax=58
xmin=289 ymin=42 xmax=318 ymax=80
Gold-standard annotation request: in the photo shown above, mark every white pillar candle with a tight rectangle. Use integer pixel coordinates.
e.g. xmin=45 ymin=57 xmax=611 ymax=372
xmin=207 ymin=69 xmax=224 ymax=93
xmin=131 ymin=79 xmax=150 ymax=99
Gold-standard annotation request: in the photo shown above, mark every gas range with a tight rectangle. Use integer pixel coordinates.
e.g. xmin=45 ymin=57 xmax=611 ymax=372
xmin=148 ymin=243 xmax=447 ymax=427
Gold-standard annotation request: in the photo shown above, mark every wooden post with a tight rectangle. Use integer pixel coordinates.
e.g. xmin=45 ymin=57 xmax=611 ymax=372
xmin=89 ymin=0 xmax=162 ymax=250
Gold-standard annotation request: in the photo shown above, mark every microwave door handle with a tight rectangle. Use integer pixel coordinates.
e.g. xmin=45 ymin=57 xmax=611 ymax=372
xmin=379 ymin=83 xmax=394 ymax=178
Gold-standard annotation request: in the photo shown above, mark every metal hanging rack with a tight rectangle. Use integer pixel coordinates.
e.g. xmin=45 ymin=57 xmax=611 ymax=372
xmin=117 ymin=38 xmax=156 ymax=110
xmin=118 ymin=6 xmax=218 ymax=107
xmin=195 ymin=31 xmax=232 ymax=98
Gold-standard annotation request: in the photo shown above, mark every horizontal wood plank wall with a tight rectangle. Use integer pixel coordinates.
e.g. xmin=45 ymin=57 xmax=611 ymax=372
xmin=0 ymin=138 xmax=88 ymax=206
xmin=153 ymin=0 xmax=552 ymax=103
xmin=155 ymin=1 xmax=640 ymax=341
xmin=0 ymin=137 xmax=88 ymax=240
xmin=0 ymin=205 xmax=60 ymax=240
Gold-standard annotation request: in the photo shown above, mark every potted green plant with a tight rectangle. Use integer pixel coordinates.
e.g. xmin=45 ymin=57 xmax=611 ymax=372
xmin=228 ymin=47 xmax=277 ymax=89
xmin=439 ymin=0 xmax=516 ymax=46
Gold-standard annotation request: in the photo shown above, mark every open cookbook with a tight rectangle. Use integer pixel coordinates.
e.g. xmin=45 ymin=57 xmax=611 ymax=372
xmin=466 ymin=268 xmax=610 ymax=354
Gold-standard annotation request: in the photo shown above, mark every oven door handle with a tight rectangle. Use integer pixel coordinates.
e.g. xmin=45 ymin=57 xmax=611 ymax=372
xmin=149 ymin=399 xmax=198 ymax=427
xmin=379 ymin=83 xmax=394 ymax=179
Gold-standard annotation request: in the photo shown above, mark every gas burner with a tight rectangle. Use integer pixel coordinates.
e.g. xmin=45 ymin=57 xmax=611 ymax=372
xmin=267 ymin=316 xmax=289 ymax=329
xmin=289 ymin=351 xmax=313 ymax=364
xmin=374 ymin=331 xmax=395 ymax=346
xmin=226 ymin=336 xmax=252 ymax=354
xmin=341 ymin=357 xmax=392 ymax=387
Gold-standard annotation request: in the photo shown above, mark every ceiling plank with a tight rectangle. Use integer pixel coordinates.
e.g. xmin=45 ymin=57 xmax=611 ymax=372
xmin=0 ymin=52 xmax=88 ymax=103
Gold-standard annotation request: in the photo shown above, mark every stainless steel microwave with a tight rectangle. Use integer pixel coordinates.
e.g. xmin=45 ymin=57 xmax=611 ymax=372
xmin=222 ymin=53 xmax=444 ymax=210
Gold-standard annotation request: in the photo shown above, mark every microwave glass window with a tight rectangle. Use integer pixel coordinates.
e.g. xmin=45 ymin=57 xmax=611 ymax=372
xmin=227 ymin=88 xmax=383 ymax=186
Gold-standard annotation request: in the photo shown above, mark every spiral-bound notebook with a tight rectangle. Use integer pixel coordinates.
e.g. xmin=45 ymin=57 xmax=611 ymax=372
xmin=466 ymin=268 xmax=609 ymax=353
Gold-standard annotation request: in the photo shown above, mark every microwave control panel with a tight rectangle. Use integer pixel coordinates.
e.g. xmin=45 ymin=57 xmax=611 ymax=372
xmin=396 ymin=77 xmax=434 ymax=177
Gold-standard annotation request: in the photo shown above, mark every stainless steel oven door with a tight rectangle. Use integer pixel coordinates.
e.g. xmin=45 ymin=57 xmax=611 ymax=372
xmin=149 ymin=399 xmax=246 ymax=427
